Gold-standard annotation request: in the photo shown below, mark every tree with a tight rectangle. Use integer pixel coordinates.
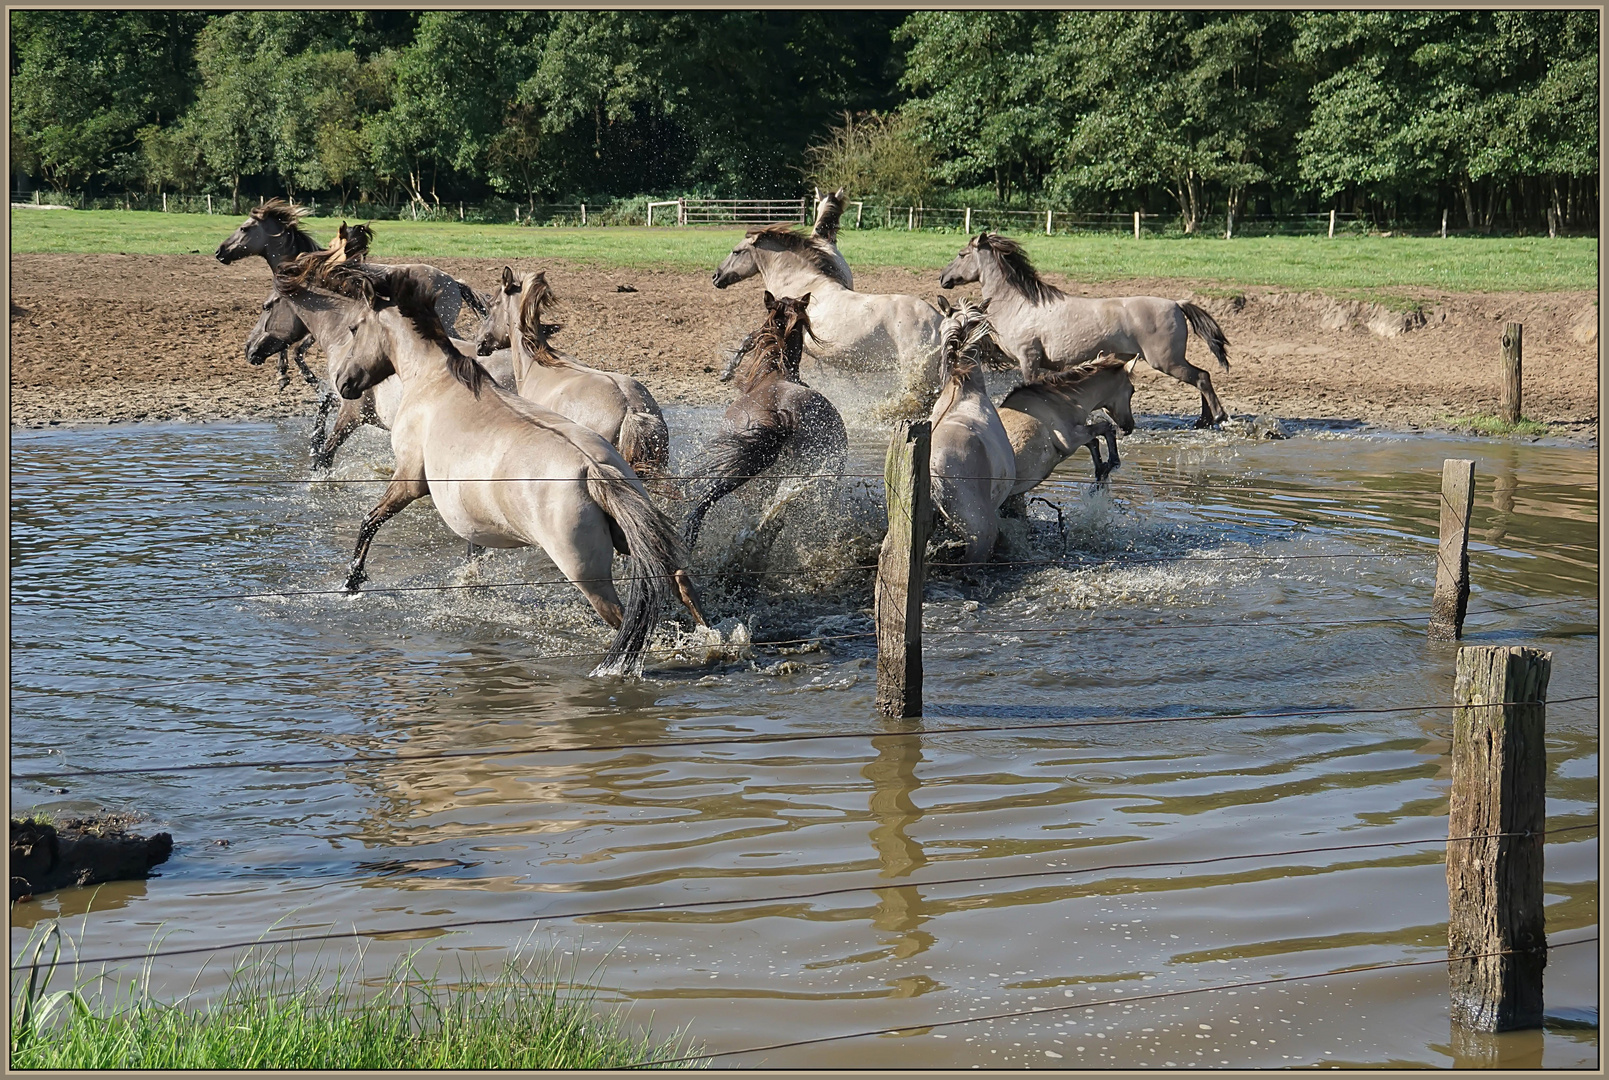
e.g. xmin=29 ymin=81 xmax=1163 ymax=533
xmin=10 ymin=10 xmax=210 ymax=190
xmin=805 ymin=111 xmax=933 ymax=202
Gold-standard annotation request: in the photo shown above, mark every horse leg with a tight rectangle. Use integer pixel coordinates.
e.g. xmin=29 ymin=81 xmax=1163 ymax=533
xmin=275 ymin=347 xmax=291 ymax=391
xmin=1019 ymin=339 xmax=1049 ymax=382
xmin=674 ymin=569 xmax=708 ymax=627
xmin=343 ymin=476 xmax=429 ymax=592
xmin=1144 ymin=349 xmax=1229 ymax=429
xmin=466 ymin=542 xmax=485 ymax=560
xmin=681 ymin=472 xmax=752 ymax=549
xmin=546 ymin=544 xmax=625 ymax=628
xmin=312 ymin=397 xmax=366 ymax=470
xmin=308 ymin=392 xmax=338 ymax=453
xmin=292 ymin=339 xmax=319 ymax=385
xmin=720 ymin=331 xmax=759 ymax=382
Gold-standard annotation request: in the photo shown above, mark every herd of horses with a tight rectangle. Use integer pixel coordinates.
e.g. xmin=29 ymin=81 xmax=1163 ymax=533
xmin=213 ymin=192 xmax=1232 ymax=675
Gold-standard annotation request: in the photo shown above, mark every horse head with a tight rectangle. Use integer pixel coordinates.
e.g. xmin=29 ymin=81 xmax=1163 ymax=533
xmin=215 ymin=198 xmax=316 ymax=265
xmin=712 ymin=235 xmax=761 ymax=289
xmin=1090 ymin=356 xmax=1138 ymax=435
xmin=762 ymin=291 xmax=814 ymax=382
xmin=244 ymin=292 xmax=308 ymax=366
xmin=477 ymin=265 xmax=521 ymax=354
xmin=938 ymin=234 xmax=985 ymax=289
xmin=275 ymin=252 xmax=397 ymax=400
xmin=936 ymin=297 xmax=995 ymax=387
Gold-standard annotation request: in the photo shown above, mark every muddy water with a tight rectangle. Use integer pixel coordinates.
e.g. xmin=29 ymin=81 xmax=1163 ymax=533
xmin=10 ymin=413 xmax=1598 ymax=1069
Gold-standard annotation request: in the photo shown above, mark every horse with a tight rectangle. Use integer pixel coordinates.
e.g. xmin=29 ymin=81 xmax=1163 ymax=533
xmin=271 ymin=250 xmax=707 ymax=677
xmin=477 ymin=267 xmax=671 ymax=478
xmin=927 ymin=299 xmax=1017 ymax=565
xmin=248 ymin=287 xmax=519 ymax=465
xmin=938 ymin=232 xmax=1232 ymax=427
xmin=215 ymin=198 xmax=488 ymax=332
xmin=997 ymin=357 xmax=1137 ymax=502
xmin=712 ymin=225 xmax=945 ymax=408
xmin=681 ymin=292 xmax=849 ymax=550
xmin=810 ymin=188 xmax=854 ymax=288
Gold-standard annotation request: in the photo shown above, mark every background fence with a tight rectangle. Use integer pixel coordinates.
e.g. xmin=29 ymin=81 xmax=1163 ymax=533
xmin=15 ymin=188 xmax=1527 ymax=238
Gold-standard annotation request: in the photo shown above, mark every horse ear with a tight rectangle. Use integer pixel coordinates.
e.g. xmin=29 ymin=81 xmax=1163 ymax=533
xmin=975 ymin=296 xmax=991 ymax=313
xmin=763 ymin=290 xmax=777 ymax=309
xmin=833 ymin=187 xmax=845 ymax=199
xmin=501 ymin=266 xmax=517 ymax=291
xmin=934 ymin=295 xmax=951 ymax=315
xmin=339 ymin=222 xmax=350 ymax=239
xmin=1124 ymin=358 xmax=1139 ymax=375
xmin=797 ymin=293 xmax=811 ymax=306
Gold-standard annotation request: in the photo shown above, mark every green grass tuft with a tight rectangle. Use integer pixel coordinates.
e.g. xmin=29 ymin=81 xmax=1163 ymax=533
xmin=11 ymin=925 xmax=702 ymax=1070
xmin=1445 ymin=413 xmax=1552 ymax=438
xmin=9 ymin=208 xmax=1598 ymax=294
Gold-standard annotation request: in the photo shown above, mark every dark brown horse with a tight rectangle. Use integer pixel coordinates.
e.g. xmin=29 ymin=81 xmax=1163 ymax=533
xmin=682 ymin=293 xmax=848 ymax=549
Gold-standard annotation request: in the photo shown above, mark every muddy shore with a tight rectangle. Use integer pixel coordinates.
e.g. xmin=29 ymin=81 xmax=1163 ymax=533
xmin=9 ymin=254 xmax=1598 ymax=441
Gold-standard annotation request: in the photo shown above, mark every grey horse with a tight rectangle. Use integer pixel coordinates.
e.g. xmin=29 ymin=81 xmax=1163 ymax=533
xmin=939 ymin=232 xmax=1231 ymax=427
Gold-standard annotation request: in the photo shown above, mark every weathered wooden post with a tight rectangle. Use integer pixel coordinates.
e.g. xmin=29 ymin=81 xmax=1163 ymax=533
xmin=206 ymin=194 xmax=212 ymax=215
xmin=1134 ymin=210 xmax=1141 ymax=240
xmin=1044 ymin=209 xmax=1052 ymax=235
xmin=1442 ymin=208 xmax=1449 ymax=239
xmin=1328 ymin=208 xmax=1336 ymax=238
xmin=1429 ymin=459 xmax=1476 ymax=641
xmin=1225 ymin=208 xmax=1234 ymax=240
xmin=907 ymin=205 xmax=914 ymax=231
xmin=962 ymin=207 xmax=971 ymax=235
xmin=679 ymin=198 xmax=687 ymax=227
xmin=875 ymin=420 xmax=931 ymax=719
xmin=162 ymin=192 xmax=167 ymax=213
xmin=1501 ymin=322 xmax=1523 ymax=424
xmin=1447 ymin=645 xmax=1551 ymax=1032
xmin=580 ymin=203 xmax=586 ymax=226
xmin=854 ymin=201 xmax=863 ymax=229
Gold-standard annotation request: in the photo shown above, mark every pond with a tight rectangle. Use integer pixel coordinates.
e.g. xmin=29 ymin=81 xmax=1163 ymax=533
xmin=9 ymin=412 xmax=1598 ymax=1068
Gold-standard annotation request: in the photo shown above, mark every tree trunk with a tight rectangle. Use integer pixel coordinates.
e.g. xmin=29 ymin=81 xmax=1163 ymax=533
xmin=1460 ymin=181 xmax=1476 ymax=230
xmin=231 ymin=175 xmax=241 ymax=216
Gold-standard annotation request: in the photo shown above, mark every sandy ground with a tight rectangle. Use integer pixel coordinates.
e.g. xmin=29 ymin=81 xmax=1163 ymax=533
xmin=8 ymin=254 xmax=1599 ymax=441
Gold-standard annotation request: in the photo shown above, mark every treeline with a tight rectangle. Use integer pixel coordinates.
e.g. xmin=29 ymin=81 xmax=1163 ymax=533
xmin=10 ymin=10 xmax=1598 ymax=231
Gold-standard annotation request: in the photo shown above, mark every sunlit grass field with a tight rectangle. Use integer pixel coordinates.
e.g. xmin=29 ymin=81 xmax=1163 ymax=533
xmin=11 ymin=207 xmax=1596 ymax=294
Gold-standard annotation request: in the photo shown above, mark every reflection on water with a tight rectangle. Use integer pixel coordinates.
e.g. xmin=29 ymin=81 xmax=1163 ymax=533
xmin=9 ymin=417 xmax=1598 ymax=1068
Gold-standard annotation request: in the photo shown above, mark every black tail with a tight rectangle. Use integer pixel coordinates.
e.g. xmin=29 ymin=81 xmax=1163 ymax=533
xmin=457 ymin=280 xmax=490 ymax=319
xmin=585 ymin=462 xmax=687 ymax=677
xmin=1179 ymin=301 xmax=1230 ymax=372
xmin=681 ymin=422 xmax=796 ymax=549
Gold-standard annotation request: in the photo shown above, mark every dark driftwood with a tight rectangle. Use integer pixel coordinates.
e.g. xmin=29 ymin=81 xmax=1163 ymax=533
xmin=1447 ymin=645 xmax=1551 ymax=1032
xmin=11 ymin=817 xmax=173 ymax=900
xmin=875 ymin=420 xmax=931 ymax=719
xmin=1429 ymin=459 xmax=1476 ymax=641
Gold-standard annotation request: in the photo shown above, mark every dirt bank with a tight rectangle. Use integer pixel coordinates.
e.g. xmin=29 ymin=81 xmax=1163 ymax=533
xmin=9 ymin=254 xmax=1598 ymax=440
xmin=10 ymin=813 xmax=173 ymax=901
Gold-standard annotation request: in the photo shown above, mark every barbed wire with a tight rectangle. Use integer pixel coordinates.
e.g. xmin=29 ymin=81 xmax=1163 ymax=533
xmin=634 ymin=934 xmax=1602 ymax=1067
xmin=13 ymin=825 xmax=1597 ymax=972
xmin=12 ymin=696 xmax=1595 ymax=784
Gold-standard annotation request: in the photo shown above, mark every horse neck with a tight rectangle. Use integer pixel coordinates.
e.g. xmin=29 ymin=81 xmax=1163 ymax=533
xmin=976 ymin=249 xmax=1035 ymax=310
xmin=383 ymin=309 xmax=455 ymax=390
xmin=931 ymin=363 xmax=986 ymax=426
xmin=1064 ymin=367 xmax=1125 ymax=415
xmin=754 ymin=248 xmax=838 ymax=298
xmin=261 ymin=228 xmax=315 ymax=270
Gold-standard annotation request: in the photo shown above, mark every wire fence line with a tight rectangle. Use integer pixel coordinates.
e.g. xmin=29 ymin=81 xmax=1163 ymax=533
xmin=13 ymin=826 xmax=1597 ymax=972
xmin=12 ymin=696 xmax=1598 ymax=785
xmin=28 ymin=597 xmax=1587 ymax=705
xmin=15 ymin=549 xmax=1444 ymax=610
xmin=5 ymin=469 xmax=1461 ymax=505
xmin=636 ymin=934 xmax=1601 ymax=1067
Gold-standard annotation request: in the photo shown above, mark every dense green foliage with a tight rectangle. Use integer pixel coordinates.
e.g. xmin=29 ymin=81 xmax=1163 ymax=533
xmin=9 ymin=11 xmax=1596 ymax=230
xmin=13 ymin=210 xmax=1596 ymax=295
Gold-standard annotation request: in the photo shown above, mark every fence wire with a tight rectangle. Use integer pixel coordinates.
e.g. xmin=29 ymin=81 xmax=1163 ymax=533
xmin=13 ymin=825 xmax=1596 ymax=972
xmin=12 ymin=696 xmax=1597 ymax=784
xmin=634 ymin=934 xmax=1601 ymax=1066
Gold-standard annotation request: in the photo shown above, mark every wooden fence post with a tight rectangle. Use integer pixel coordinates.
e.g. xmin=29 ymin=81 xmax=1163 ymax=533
xmin=963 ymin=207 xmax=971 ymax=235
xmin=1045 ymin=209 xmax=1052 ymax=235
xmin=1328 ymin=208 xmax=1336 ymax=238
xmin=1429 ymin=458 xmax=1476 ymax=641
xmin=1501 ymin=323 xmax=1523 ymax=424
xmin=1134 ymin=210 xmax=1141 ymax=240
xmin=1225 ymin=208 xmax=1234 ymax=240
xmin=908 ymin=206 xmax=914 ymax=231
xmin=1447 ymin=645 xmax=1551 ymax=1032
xmin=1442 ymin=208 xmax=1449 ymax=239
xmin=206 ymin=194 xmax=212 ymax=214
xmin=875 ymin=420 xmax=931 ymax=719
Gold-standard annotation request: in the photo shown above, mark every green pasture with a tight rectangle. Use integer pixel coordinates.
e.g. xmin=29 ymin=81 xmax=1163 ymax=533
xmin=10 ymin=208 xmax=1596 ymax=296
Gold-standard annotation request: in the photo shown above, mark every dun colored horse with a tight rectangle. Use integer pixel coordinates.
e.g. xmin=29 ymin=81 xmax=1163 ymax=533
xmin=272 ymin=250 xmax=706 ymax=677
xmin=939 ymin=232 xmax=1231 ymax=427
xmin=998 ymin=357 xmax=1137 ymax=498
xmin=477 ymin=267 xmax=671 ymax=478
xmin=927 ymin=299 xmax=1017 ymax=564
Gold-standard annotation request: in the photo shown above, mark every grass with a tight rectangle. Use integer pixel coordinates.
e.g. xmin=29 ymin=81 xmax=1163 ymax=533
xmin=10 ymin=207 xmax=1597 ymax=295
xmin=10 ymin=925 xmax=701 ymax=1070
xmin=1445 ymin=412 xmax=1554 ymax=437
